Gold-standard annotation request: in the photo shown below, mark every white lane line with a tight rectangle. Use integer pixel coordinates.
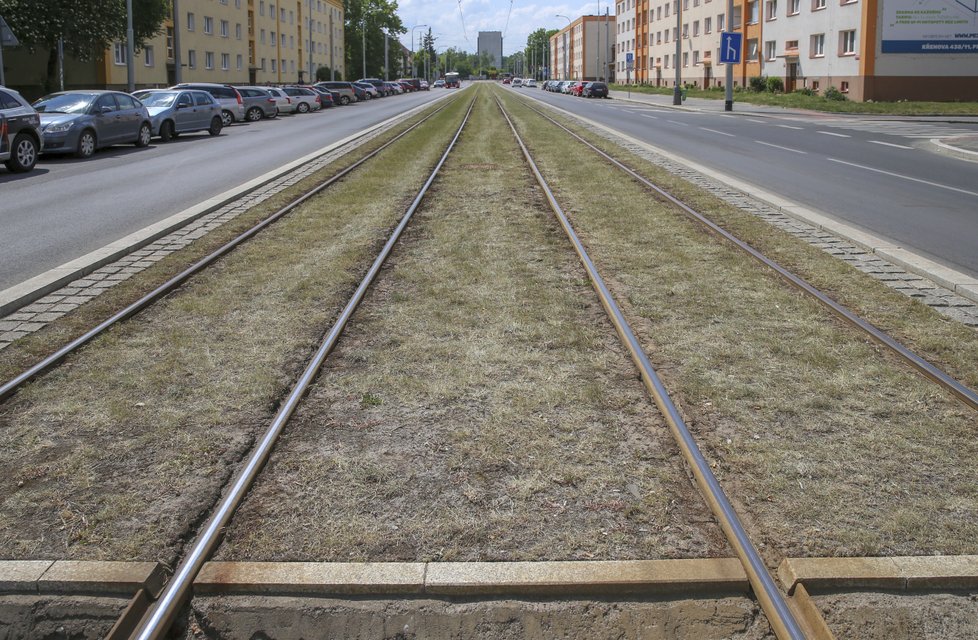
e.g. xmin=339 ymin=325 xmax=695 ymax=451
xmin=827 ymin=157 xmax=978 ymax=197
xmin=777 ymin=125 xmax=804 ymax=130
xmin=640 ymin=114 xmax=659 ymax=119
xmin=755 ymin=140 xmax=806 ymax=154
xmin=700 ymin=127 xmax=735 ymax=137
xmin=818 ymin=130 xmax=851 ymax=138
xmin=869 ymin=140 xmax=914 ymax=150
xmin=667 ymin=120 xmax=689 ymax=126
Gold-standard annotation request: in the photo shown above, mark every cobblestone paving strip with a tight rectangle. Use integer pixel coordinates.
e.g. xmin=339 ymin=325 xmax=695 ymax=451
xmin=0 ymin=120 xmax=400 ymax=351
xmin=534 ymin=103 xmax=978 ymax=329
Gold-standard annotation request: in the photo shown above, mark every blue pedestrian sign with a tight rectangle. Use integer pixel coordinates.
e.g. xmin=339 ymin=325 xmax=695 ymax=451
xmin=625 ymin=52 xmax=634 ymax=70
xmin=719 ymin=32 xmax=742 ymax=64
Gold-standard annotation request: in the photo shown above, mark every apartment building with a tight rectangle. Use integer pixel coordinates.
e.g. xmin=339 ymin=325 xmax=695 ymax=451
xmin=3 ymin=0 xmax=344 ymax=96
xmin=550 ymin=15 xmax=615 ymax=81
xmin=619 ymin=0 xmax=977 ymax=100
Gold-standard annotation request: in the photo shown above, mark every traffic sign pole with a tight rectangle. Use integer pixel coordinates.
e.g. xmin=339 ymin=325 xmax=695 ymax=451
xmin=724 ymin=0 xmax=734 ymax=110
xmin=719 ymin=31 xmax=742 ymax=111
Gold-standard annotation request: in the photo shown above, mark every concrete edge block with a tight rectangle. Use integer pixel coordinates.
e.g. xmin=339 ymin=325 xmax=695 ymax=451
xmin=780 ymin=556 xmax=978 ymax=594
xmin=194 ymin=562 xmax=426 ymax=596
xmin=423 ymin=559 xmax=748 ymax=597
xmin=0 ymin=560 xmax=54 ymax=593
xmin=37 ymin=561 xmax=165 ymax=597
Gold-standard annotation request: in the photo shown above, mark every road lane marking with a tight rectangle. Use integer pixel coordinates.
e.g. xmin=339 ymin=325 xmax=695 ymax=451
xmin=869 ymin=140 xmax=914 ymax=150
xmin=700 ymin=127 xmax=735 ymax=137
xmin=827 ymin=157 xmax=978 ymax=197
xmin=818 ymin=131 xmax=851 ymax=137
xmin=777 ymin=125 xmax=804 ymax=130
xmin=755 ymin=140 xmax=806 ymax=154
xmin=640 ymin=114 xmax=659 ymax=119
xmin=668 ymin=120 xmax=689 ymax=126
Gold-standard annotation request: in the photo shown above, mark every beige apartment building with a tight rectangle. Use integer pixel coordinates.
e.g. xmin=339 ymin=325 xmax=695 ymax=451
xmin=3 ymin=0 xmax=344 ymax=96
xmin=550 ymin=15 xmax=616 ymax=81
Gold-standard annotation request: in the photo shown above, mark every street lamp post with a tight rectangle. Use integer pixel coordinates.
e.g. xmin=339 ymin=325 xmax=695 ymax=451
xmin=125 ymin=0 xmax=135 ymax=92
xmin=556 ymin=15 xmax=570 ymax=80
xmin=411 ymin=24 xmax=428 ymax=78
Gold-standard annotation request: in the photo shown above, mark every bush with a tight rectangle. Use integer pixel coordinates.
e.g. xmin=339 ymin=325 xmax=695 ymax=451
xmin=794 ymin=86 xmax=817 ymax=96
xmin=316 ymin=66 xmax=342 ymax=81
xmin=824 ymin=85 xmax=848 ymax=101
xmin=766 ymin=76 xmax=784 ymax=93
xmin=748 ymin=76 xmax=767 ymax=92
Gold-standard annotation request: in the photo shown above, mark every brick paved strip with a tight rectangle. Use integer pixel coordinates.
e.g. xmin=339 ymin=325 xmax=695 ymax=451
xmin=0 ymin=560 xmax=165 ymax=597
xmin=195 ymin=560 xmax=748 ymax=597
xmin=778 ymin=556 xmax=978 ymax=594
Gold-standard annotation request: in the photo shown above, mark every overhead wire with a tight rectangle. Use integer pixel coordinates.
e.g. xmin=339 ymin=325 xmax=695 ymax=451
xmin=457 ymin=0 xmax=470 ymax=41
xmin=502 ymin=0 xmax=514 ymax=38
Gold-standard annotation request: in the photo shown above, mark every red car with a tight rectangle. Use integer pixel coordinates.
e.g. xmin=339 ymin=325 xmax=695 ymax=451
xmin=502 ymin=77 xmax=511 ymax=84
xmin=570 ymin=81 xmax=586 ymax=96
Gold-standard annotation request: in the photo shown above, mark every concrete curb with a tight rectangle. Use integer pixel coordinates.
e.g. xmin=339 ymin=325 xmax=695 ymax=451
xmin=0 ymin=94 xmax=456 ymax=318
xmin=518 ymin=91 xmax=978 ymax=305
xmin=0 ymin=560 xmax=166 ymax=597
xmin=778 ymin=556 xmax=978 ymax=595
xmin=195 ymin=559 xmax=749 ymax=597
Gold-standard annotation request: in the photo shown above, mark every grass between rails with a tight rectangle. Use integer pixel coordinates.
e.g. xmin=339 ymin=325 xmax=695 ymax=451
xmin=0 ymin=96 xmax=470 ymax=564
xmin=215 ymin=85 xmax=727 ymax=563
xmin=609 ymin=83 xmax=978 ymax=115
xmin=496 ymin=86 xmax=978 ymax=560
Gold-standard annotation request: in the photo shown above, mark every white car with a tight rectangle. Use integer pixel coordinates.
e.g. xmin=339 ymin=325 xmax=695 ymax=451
xmin=512 ymin=78 xmax=523 ymax=87
xmin=524 ymin=79 xmax=537 ymax=88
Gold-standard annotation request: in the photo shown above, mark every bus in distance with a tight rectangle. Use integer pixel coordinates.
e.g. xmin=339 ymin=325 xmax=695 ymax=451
xmin=445 ymin=72 xmax=460 ymax=88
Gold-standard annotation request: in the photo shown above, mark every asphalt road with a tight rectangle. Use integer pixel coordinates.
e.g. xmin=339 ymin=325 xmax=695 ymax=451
xmin=0 ymin=90 xmax=449 ymax=292
xmin=518 ymin=87 xmax=978 ymax=279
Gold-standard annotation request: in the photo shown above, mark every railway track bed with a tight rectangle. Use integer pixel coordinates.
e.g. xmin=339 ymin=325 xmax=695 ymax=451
xmin=1 ymin=85 xmax=977 ymax=638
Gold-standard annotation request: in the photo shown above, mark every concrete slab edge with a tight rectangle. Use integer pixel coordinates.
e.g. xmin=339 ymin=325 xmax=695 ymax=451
xmin=0 ymin=94 xmax=455 ymax=318
xmin=520 ymin=91 xmax=978 ymax=306
xmin=0 ymin=560 xmax=165 ymax=597
xmin=777 ymin=556 xmax=978 ymax=595
xmin=193 ymin=559 xmax=749 ymax=597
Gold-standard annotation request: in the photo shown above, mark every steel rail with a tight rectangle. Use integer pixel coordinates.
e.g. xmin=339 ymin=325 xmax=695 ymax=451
xmin=0 ymin=96 xmax=460 ymax=404
xmin=513 ymin=96 xmax=978 ymax=412
xmin=494 ymin=95 xmax=807 ymax=640
xmin=130 ymin=96 xmax=477 ymax=640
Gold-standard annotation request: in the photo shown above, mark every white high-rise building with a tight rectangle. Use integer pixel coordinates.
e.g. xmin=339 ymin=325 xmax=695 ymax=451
xmin=477 ymin=31 xmax=504 ymax=69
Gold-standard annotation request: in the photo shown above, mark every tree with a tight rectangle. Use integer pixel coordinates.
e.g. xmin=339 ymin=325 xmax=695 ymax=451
xmin=344 ymin=0 xmax=404 ymax=79
xmin=316 ymin=66 xmax=342 ymax=81
xmin=0 ymin=0 xmax=169 ymax=90
xmin=526 ymin=28 xmax=556 ymax=79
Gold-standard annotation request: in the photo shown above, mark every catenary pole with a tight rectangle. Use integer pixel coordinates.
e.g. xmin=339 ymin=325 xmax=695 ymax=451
xmin=126 ymin=0 xmax=135 ymax=91
xmin=673 ymin=0 xmax=682 ymax=104
xmin=725 ymin=0 xmax=734 ymax=110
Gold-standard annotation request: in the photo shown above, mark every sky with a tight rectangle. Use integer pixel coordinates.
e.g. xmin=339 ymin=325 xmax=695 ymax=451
xmin=395 ymin=0 xmax=612 ymax=56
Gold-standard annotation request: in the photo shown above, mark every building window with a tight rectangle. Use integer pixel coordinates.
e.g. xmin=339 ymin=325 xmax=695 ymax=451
xmin=786 ymin=39 xmax=799 ymax=51
xmin=811 ymin=80 xmax=819 ymax=90
xmin=220 ymin=20 xmax=229 ymax=37
xmin=840 ymin=80 xmax=849 ymax=92
xmin=187 ymin=12 xmax=195 ymax=31
xmin=261 ymin=29 xmax=266 ymax=44
xmin=221 ymin=53 xmax=230 ymax=70
xmin=113 ymin=42 xmax=126 ymax=65
xmin=765 ymin=40 xmax=776 ymax=59
xmin=840 ymin=29 xmax=856 ymax=54
xmin=271 ymin=59 xmax=277 ymax=72
xmin=766 ymin=0 xmax=777 ymax=19
xmin=188 ymin=49 xmax=197 ymax=68
xmin=747 ymin=37 xmax=759 ymax=60
xmin=705 ymin=16 xmax=712 ymax=32
xmin=203 ymin=16 xmax=213 ymax=34
xmin=813 ymin=0 xmax=826 ymax=9
xmin=205 ymin=51 xmax=214 ymax=69
xmin=236 ymin=23 xmax=242 ymax=39
xmin=747 ymin=0 xmax=759 ymax=23
xmin=166 ymin=27 xmax=174 ymax=59
xmin=144 ymin=45 xmax=154 ymax=66
xmin=236 ymin=53 xmax=243 ymax=70
xmin=260 ymin=57 xmax=266 ymax=70
xmin=789 ymin=0 xmax=801 ymax=13
xmin=693 ymin=20 xmax=700 ymax=36
xmin=811 ymin=33 xmax=825 ymax=56
xmin=259 ymin=1 xmax=265 ymax=15
xmin=717 ymin=13 xmax=725 ymax=30
xmin=693 ymin=50 xmax=700 ymax=64
xmin=683 ymin=23 xmax=688 ymax=38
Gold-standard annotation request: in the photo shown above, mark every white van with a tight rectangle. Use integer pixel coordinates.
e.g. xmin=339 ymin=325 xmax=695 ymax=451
xmin=512 ymin=78 xmax=523 ymax=87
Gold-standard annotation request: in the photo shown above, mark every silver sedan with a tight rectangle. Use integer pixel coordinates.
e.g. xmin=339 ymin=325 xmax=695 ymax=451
xmin=33 ymin=90 xmax=152 ymax=158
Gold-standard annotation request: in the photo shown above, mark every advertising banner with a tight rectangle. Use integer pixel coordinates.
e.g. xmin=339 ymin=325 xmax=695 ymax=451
xmin=882 ymin=0 xmax=978 ymax=53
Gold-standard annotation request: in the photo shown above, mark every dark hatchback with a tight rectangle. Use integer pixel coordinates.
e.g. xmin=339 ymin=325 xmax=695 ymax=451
xmin=583 ymin=82 xmax=609 ymax=98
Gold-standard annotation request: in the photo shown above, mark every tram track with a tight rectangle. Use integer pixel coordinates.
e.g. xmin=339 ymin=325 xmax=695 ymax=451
xmin=505 ymin=92 xmax=978 ymax=413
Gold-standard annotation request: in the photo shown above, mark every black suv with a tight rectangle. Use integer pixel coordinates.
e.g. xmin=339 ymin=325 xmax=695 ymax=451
xmin=583 ymin=82 xmax=609 ymax=99
xmin=0 ymin=86 xmax=42 ymax=173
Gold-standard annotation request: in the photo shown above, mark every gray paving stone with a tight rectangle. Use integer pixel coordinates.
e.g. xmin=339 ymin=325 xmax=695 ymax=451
xmin=15 ymin=322 xmax=46 ymax=332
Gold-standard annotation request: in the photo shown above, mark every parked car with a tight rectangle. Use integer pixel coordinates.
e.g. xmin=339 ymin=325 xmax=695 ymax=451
xmin=419 ymin=80 xmax=429 ymax=90
xmin=316 ymin=81 xmax=358 ymax=105
xmin=561 ymin=81 xmax=575 ymax=94
xmin=280 ymin=86 xmax=321 ymax=112
xmin=502 ymin=77 xmax=511 ymax=84
xmin=385 ymin=81 xmax=403 ymax=94
xmin=397 ymin=78 xmax=421 ymax=92
xmin=304 ymin=85 xmax=335 ymax=108
xmin=0 ymin=85 xmax=42 ymax=172
xmin=524 ymin=78 xmax=537 ymax=88
xmin=512 ymin=78 xmax=523 ymax=87
xmin=33 ymin=90 xmax=151 ymax=158
xmin=234 ymin=86 xmax=279 ymax=120
xmin=170 ymin=83 xmax=245 ymax=127
xmin=583 ymin=81 xmax=609 ymax=98
xmin=570 ymin=82 xmax=586 ymax=96
xmin=132 ymin=89 xmax=223 ymax=140
xmin=357 ymin=78 xmax=390 ymax=97
xmin=353 ymin=82 xmax=379 ymax=100
xmin=263 ymin=86 xmax=296 ymax=114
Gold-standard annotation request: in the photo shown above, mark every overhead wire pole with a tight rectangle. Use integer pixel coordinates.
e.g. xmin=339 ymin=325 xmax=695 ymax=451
xmin=308 ymin=0 xmax=313 ymax=82
xmin=673 ymin=0 xmax=682 ymax=104
xmin=410 ymin=24 xmax=428 ymax=77
xmin=126 ymin=0 xmax=135 ymax=92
